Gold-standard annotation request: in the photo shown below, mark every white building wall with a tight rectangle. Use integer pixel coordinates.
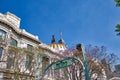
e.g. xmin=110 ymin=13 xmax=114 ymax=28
xmin=0 ymin=12 xmax=64 ymax=80
xmin=0 ymin=12 xmax=41 ymax=79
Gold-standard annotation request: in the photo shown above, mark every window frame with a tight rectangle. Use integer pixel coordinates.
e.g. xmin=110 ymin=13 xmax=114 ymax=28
xmin=27 ymin=44 xmax=33 ymax=50
xmin=0 ymin=29 xmax=6 ymax=42
xmin=25 ymin=54 xmax=33 ymax=70
xmin=10 ymin=38 xmax=18 ymax=47
xmin=7 ymin=55 xmax=14 ymax=69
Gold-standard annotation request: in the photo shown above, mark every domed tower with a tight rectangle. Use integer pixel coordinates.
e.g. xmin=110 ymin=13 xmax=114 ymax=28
xmin=49 ymin=33 xmax=67 ymax=51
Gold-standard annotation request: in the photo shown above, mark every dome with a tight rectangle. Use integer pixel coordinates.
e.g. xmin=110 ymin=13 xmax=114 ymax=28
xmin=49 ymin=43 xmax=67 ymax=51
xmin=48 ymin=34 xmax=67 ymax=51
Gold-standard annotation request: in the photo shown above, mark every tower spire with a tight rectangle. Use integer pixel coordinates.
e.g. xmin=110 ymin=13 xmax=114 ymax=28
xmin=51 ymin=35 xmax=56 ymax=43
xmin=60 ymin=32 xmax=62 ymax=40
xmin=58 ymin=32 xmax=64 ymax=44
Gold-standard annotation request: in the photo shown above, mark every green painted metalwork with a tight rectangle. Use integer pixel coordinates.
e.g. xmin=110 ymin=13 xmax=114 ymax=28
xmin=51 ymin=58 xmax=73 ymax=70
xmin=39 ymin=57 xmax=85 ymax=80
xmin=81 ymin=44 xmax=90 ymax=80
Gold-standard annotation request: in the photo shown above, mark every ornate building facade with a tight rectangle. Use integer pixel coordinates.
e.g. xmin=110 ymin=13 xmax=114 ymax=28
xmin=0 ymin=12 xmax=63 ymax=80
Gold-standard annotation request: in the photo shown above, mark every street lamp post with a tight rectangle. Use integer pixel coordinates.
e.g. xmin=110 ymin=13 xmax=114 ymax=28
xmin=76 ymin=43 xmax=90 ymax=80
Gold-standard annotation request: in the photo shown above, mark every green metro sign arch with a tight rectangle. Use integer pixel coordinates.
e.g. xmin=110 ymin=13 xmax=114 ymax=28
xmin=39 ymin=57 xmax=90 ymax=80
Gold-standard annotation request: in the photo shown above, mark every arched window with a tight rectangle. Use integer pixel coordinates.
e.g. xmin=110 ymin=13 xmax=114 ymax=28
xmin=0 ymin=29 xmax=6 ymax=41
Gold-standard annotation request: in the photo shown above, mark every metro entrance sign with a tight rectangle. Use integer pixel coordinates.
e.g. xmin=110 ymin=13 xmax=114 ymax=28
xmin=39 ymin=57 xmax=89 ymax=80
xmin=52 ymin=58 xmax=73 ymax=70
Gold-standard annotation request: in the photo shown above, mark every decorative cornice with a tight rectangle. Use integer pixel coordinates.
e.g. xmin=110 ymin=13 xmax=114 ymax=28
xmin=0 ymin=12 xmax=41 ymax=43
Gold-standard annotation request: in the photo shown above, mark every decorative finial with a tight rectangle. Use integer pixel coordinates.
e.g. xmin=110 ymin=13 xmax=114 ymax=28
xmin=58 ymin=32 xmax=64 ymax=44
xmin=60 ymin=32 xmax=62 ymax=39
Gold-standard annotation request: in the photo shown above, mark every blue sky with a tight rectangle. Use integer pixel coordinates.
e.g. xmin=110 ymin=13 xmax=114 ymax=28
xmin=0 ymin=0 xmax=120 ymax=59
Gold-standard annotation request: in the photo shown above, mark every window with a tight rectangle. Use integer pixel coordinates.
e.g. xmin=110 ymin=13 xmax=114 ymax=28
xmin=7 ymin=56 xmax=14 ymax=69
xmin=10 ymin=38 xmax=17 ymax=47
xmin=0 ymin=29 xmax=6 ymax=42
xmin=0 ymin=48 xmax=3 ymax=58
xmin=25 ymin=54 xmax=32 ymax=69
xmin=27 ymin=44 xmax=33 ymax=50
